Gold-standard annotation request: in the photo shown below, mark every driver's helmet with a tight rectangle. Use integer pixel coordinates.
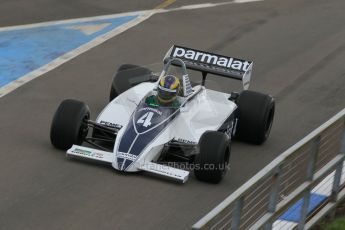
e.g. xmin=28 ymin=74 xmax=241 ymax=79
xmin=157 ymin=75 xmax=180 ymax=105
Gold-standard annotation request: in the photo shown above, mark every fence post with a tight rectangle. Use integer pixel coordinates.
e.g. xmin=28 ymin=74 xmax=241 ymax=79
xmin=298 ymin=137 xmax=320 ymax=230
xmin=331 ymin=119 xmax=345 ymax=203
xmin=264 ymin=166 xmax=282 ymax=230
xmin=232 ymin=197 xmax=244 ymax=230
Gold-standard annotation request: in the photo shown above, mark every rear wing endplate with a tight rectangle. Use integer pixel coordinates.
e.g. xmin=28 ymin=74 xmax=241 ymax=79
xmin=164 ymin=45 xmax=253 ymax=90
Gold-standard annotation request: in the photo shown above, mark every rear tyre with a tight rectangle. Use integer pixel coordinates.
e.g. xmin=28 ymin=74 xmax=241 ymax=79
xmin=109 ymin=64 xmax=153 ymax=101
xmin=236 ymin=90 xmax=275 ymax=145
xmin=194 ymin=131 xmax=231 ymax=184
xmin=50 ymin=99 xmax=90 ymax=150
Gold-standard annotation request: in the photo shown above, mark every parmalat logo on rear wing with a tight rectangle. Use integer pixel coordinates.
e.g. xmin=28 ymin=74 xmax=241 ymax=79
xmin=171 ymin=46 xmax=251 ymax=72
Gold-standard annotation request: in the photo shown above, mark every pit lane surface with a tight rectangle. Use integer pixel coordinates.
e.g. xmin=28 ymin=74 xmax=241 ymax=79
xmin=1 ymin=0 xmax=345 ymax=229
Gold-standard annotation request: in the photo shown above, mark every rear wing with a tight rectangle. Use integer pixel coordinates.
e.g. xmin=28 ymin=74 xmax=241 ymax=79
xmin=164 ymin=45 xmax=253 ymax=90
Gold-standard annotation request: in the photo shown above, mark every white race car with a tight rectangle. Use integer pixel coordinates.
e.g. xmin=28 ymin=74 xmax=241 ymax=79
xmin=50 ymin=45 xmax=275 ymax=183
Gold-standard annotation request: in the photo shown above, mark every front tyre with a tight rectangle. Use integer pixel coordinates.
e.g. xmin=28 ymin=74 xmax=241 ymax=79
xmin=50 ymin=99 xmax=90 ymax=150
xmin=194 ymin=131 xmax=231 ymax=184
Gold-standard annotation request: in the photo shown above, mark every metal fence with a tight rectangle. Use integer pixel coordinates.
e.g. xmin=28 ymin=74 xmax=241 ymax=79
xmin=192 ymin=108 xmax=345 ymax=230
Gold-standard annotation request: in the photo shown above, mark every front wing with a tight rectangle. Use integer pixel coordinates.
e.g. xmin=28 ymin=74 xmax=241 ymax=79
xmin=66 ymin=145 xmax=189 ymax=183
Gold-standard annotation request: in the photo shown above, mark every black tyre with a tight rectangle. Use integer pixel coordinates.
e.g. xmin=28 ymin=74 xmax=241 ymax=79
xmin=194 ymin=131 xmax=231 ymax=184
xmin=50 ymin=99 xmax=90 ymax=150
xmin=109 ymin=64 xmax=153 ymax=101
xmin=236 ymin=90 xmax=275 ymax=145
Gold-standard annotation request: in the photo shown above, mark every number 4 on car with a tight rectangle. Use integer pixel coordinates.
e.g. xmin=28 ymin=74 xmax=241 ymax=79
xmin=137 ymin=112 xmax=154 ymax=127
xmin=50 ymin=45 xmax=275 ymax=184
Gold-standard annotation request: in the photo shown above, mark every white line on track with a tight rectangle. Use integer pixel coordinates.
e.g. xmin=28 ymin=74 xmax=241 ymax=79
xmin=0 ymin=0 xmax=262 ymax=98
xmin=0 ymin=0 xmax=262 ymax=32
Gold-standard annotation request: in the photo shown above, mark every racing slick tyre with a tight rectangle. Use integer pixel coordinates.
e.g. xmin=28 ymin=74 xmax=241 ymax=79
xmin=50 ymin=99 xmax=90 ymax=150
xmin=109 ymin=64 xmax=153 ymax=101
xmin=236 ymin=90 xmax=275 ymax=145
xmin=194 ymin=131 xmax=231 ymax=184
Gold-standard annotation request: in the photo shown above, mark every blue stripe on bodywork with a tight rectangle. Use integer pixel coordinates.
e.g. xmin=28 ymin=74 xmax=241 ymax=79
xmin=117 ymin=101 xmax=180 ymax=170
xmin=118 ymin=124 xmax=137 ymax=153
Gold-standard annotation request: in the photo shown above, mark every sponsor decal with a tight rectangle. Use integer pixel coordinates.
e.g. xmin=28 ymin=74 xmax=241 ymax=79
xmin=171 ymin=46 xmax=251 ymax=72
xmin=176 ymin=138 xmax=197 ymax=145
xmin=118 ymin=152 xmax=137 ymax=161
xmin=91 ymin=152 xmax=106 ymax=159
xmin=72 ymin=148 xmax=91 ymax=155
xmin=150 ymin=167 xmax=183 ymax=178
xmin=138 ymin=107 xmax=162 ymax=116
xmin=100 ymin=120 xmax=122 ymax=129
xmin=71 ymin=148 xmax=105 ymax=159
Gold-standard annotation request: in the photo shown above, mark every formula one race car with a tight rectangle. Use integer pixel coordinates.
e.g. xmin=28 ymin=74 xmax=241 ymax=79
xmin=50 ymin=45 xmax=275 ymax=184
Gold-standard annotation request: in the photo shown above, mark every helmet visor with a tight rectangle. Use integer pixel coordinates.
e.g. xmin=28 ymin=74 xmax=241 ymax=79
xmin=158 ymin=85 xmax=177 ymax=103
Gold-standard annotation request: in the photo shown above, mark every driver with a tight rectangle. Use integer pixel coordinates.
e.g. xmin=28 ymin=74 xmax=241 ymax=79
xmin=146 ymin=75 xmax=181 ymax=107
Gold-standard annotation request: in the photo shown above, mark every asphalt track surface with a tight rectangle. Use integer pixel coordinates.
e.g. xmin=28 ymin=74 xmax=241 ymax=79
xmin=1 ymin=0 xmax=345 ymax=229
